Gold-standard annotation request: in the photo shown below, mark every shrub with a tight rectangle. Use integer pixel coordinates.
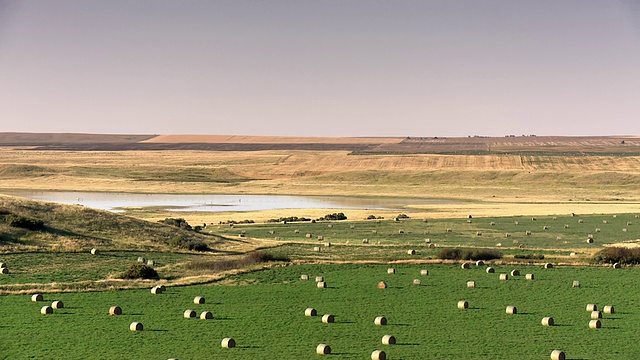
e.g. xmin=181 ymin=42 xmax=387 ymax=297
xmin=594 ymin=247 xmax=640 ymax=264
xmin=266 ymin=216 xmax=311 ymax=223
xmin=121 ymin=264 xmax=159 ymax=279
xmin=167 ymin=236 xmax=209 ymax=251
xmin=396 ymin=213 xmax=410 ymax=219
xmin=6 ymin=215 xmax=44 ymax=230
xmin=317 ymin=213 xmax=347 ymax=221
xmin=438 ymin=248 xmax=503 ymax=261
xmin=159 ymin=218 xmax=192 ymax=230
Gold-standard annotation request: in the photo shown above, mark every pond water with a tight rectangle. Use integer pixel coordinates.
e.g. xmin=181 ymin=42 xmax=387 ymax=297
xmin=2 ymin=190 xmax=456 ymax=213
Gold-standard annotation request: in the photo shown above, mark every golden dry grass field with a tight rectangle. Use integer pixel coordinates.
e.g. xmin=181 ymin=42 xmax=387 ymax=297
xmin=1 ymin=134 xmax=640 ymax=224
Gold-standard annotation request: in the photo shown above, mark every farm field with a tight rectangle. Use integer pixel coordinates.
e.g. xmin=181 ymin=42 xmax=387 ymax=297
xmin=1 ymin=264 xmax=638 ymax=359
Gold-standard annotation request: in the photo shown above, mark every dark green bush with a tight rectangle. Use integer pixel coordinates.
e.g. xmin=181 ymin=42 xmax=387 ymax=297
xmin=6 ymin=215 xmax=44 ymax=230
xmin=167 ymin=236 xmax=209 ymax=252
xmin=438 ymin=248 xmax=503 ymax=261
xmin=121 ymin=264 xmax=159 ymax=279
xmin=159 ymin=218 xmax=192 ymax=230
xmin=266 ymin=216 xmax=311 ymax=223
xmin=594 ymin=247 xmax=640 ymax=264
xmin=514 ymin=254 xmax=545 ymax=260
xmin=317 ymin=213 xmax=347 ymax=221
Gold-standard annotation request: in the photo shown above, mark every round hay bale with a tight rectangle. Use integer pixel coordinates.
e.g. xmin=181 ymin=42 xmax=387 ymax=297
xmin=31 ymin=294 xmax=43 ymax=302
xmin=628 ymin=221 xmax=633 ymax=226
xmin=613 ymin=214 xmax=617 ymax=218
xmin=532 ymin=217 xmax=537 ymax=221
xmin=398 ymin=229 xmax=405 ymax=234
xmin=552 ymin=216 xmax=558 ymax=220
xmin=146 ymin=260 xmax=155 ymax=266
xmin=586 ymin=238 xmax=594 ymax=244
xmin=327 ymin=224 xmax=332 ymax=228
xmin=622 ymin=228 xmax=627 ymax=232
xmin=505 ymin=233 xmax=511 ymax=237
xmin=129 ymin=322 xmax=143 ymax=331
xmin=586 ymin=304 xmax=597 ymax=312
xmin=544 ymin=263 xmax=553 ymax=269
xmin=578 ymin=219 xmax=584 ymax=223
xmin=572 ymin=280 xmax=581 ymax=288
xmin=467 ymin=219 xmax=473 ymax=223
xmin=490 ymin=222 xmax=496 ymax=226
xmin=374 ymin=316 xmax=387 ymax=326
xmin=40 ymin=306 xmax=53 ymax=315
xmin=423 ymin=218 xmax=428 ymax=222
xmin=595 ymin=228 xmax=601 ymax=232
xmin=506 ymin=306 xmax=517 ymax=314
xmin=322 ymin=314 xmax=334 ymax=323
xmin=0 ymin=267 xmax=8 ymax=274
xmin=305 ymin=308 xmax=317 ymax=317
xmin=519 ymin=244 xmax=526 ymax=249
xmin=372 ymin=230 xmax=378 ymax=234
xmin=510 ymin=270 xmax=520 ymax=276
xmin=109 ymin=306 xmax=122 ymax=316
xmin=514 ymin=221 xmax=519 ymax=225
xmin=512 ymin=240 xmax=519 ymax=244
xmin=184 ymin=309 xmax=196 ymax=318
xmin=570 ymin=252 xmax=577 ymax=257
xmin=476 ymin=231 xmax=482 ymax=236
xmin=589 ymin=319 xmax=601 ymax=329
xmin=300 ymin=274 xmax=309 ymax=280
xmin=151 ymin=286 xmax=162 ymax=295
xmin=137 ymin=257 xmax=145 ymax=263
xmin=525 ymin=273 xmax=534 ymax=280
xmin=315 ymin=276 xmax=324 ymax=282
xmin=313 ymin=246 xmax=321 ymax=252
xmin=475 ymin=260 xmax=484 ymax=266
xmin=446 ymin=228 xmax=452 ymax=232
xmin=378 ymin=281 xmax=388 ymax=289
xmin=381 ymin=335 xmax=396 ymax=345
xmin=420 ymin=269 xmax=429 ymax=276
xmin=564 ymin=224 xmax=570 ymax=229
xmin=407 ymin=249 xmax=416 ymax=255
xmin=591 ymin=311 xmax=602 ymax=319
xmin=305 ymin=233 xmax=312 ymax=238
xmin=316 ymin=344 xmax=331 ymax=355
xmin=550 ymin=350 xmax=565 ymax=360
xmin=428 ymin=243 xmax=436 ymax=248
xmin=318 ymin=236 xmax=325 ymax=241
xmin=603 ymin=305 xmax=615 ymax=314
xmin=525 ymin=230 xmax=532 ymax=236
xmin=541 ymin=317 xmax=554 ymax=326
xmin=371 ymin=350 xmax=386 ymax=360
xmin=412 ymin=279 xmax=421 ymax=286
xmin=222 ymin=338 xmax=236 ymax=348
xmin=556 ymin=236 xmax=562 ymax=240
xmin=362 ymin=238 xmax=369 ymax=244
xmin=466 ymin=281 xmax=476 ymax=288
xmin=613 ymin=262 xmax=621 ymax=269
xmin=457 ymin=300 xmax=469 ymax=309
xmin=0 ymin=262 xmax=6 ymax=268
xmin=52 ymin=300 xmax=64 ymax=309
xmin=200 ymin=311 xmax=213 ymax=320
xmin=461 ymin=263 xmax=470 ymax=269
xmin=603 ymin=220 xmax=608 ymax=224
xmin=543 ymin=226 xmax=548 ymax=230
xmin=587 ymin=234 xmax=594 ymax=239
xmin=387 ymin=268 xmax=395 ymax=274
xmin=294 ymin=229 xmax=300 ymax=233
xmin=317 ymin=281 xmax=327 ymax=288
xmin=194 ymin=296 xmax=205 ymax=304
xmin=486 ymin=267 xmax=495 ymax=273
xmin=499 ymin=274 xmax=509 ymax=280
xmin=90 ymin=248 xmax=99 ymax=255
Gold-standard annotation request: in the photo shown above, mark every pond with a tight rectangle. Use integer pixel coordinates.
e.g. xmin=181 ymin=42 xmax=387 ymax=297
xmin=1 ymin=190 xmax=457 ymax=213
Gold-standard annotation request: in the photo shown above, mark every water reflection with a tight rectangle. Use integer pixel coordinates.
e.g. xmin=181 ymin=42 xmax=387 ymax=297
xmin=2 ymin=190 xmax=456 ymax=213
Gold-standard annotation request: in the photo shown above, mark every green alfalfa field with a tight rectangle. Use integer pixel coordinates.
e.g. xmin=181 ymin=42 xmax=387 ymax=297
xmin=1 ymin=263 xmax=638 ymax=360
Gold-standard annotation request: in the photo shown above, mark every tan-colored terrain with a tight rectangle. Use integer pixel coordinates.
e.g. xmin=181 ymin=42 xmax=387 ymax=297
xmin=1 ymin=133 xmax=640 ymax=224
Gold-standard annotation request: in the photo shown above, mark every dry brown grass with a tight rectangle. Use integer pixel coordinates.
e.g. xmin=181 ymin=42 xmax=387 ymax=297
xmin=142 ymin=134 xmax=403 ymax=144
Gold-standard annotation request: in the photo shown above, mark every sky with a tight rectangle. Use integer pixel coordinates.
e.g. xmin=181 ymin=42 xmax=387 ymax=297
xmin=1 ymin=0 xmax=639 ymax=138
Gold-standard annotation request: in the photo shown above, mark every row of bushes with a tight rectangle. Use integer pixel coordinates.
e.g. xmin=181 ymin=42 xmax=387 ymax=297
xmin=219 ymin=220 xmax=255 ymax=225
xmin=266 ymin=216 xmax=311 ymax=223
xmin=438 ymin=248 xmax=503 ymax=261
xmin=187 ymin=251 xmax=290 ymax=272
xmin=316 ymin=213 xmax=347 ymax=221
xmin=167 ymin=236 xmax=209 ymax=252
xmin=594 ymin=247 xmax=640 ymax=264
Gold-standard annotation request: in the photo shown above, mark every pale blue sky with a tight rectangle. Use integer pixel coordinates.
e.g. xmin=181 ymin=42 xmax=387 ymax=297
xmin=1 ymin=0 xmax=639 ymax=137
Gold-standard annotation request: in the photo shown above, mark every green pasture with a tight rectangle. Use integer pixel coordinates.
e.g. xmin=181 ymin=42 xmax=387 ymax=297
xmin=1 ymin=264 xmax=638 ymax=359
xmin=212 ymin=213 xmax=640 ymax=250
